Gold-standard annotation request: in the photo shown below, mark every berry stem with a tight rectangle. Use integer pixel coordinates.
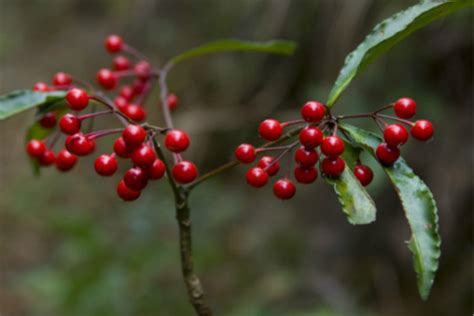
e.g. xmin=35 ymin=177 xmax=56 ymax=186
xmin=79 ymin=109 xmax=114 ymax=120
xmin=376 ymin=113 xmax=414 ymax=126
xmin=281 ymin=119 xmax=306 ymax=127
xmin=263 ymin=140 xmax=299 ymax=173
xmin=86 ymin=128 xmax=123 ymax=140
xmin=151 ymin=138 xmax=213 ymax=316
xmin=123 ymin=44 xmax=150 ymax=62
xmin=373 ymin=103 xmax=394 ymax=114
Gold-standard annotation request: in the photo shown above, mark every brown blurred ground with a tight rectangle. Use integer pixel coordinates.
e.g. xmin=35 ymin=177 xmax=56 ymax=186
xmin=0 ymin=1 xmax=472 ymax=315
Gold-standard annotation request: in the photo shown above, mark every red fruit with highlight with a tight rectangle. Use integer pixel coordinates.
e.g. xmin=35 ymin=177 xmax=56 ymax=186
xmin=235 ymin=144 xmax=256 ymax=164
xmin=113 ymin=137 xmax=133 ymax=158
xmin=294 ymin=166 xmax=318 ymax=184
xmin=246 ymin=167 xmax=268 ymax=188
xmin=383 ymin=124 xmax=408 ymax=147
xmin=55 ymin=149 xmax=77 ymax=171
xmin=257 ymin=156 xmax=280 ymax=176
xmin=122 ymin=125 xmax=146 ymax=148
xmin=52 ymin=72 xmax=72 ymax=86
xmin=321 ymin=157 xmax=345 ymax=177
xmin=26 ymin=139 xmax=46 ymax=157
xmin=394 ymin=97 xmax=416 ymax=119
xmin=273 ymin=179 xmax=296 ymax=200
xmin=131 ymin=144 xmax=156 ymax=168
xmin=321 ymin=136 xmax=345 ymax=157
xmin=411 ymin=120 xmax=434 ymax=141
xmin=59 ymin=113 xmax=81 ymax=135
xmin=354 ymin=164 xmax=373 ymax=186
xmin=376 ymin=143 xmax=400 ymax=166
xmin=165 ymin=129 xmax=190 ymax=153
xmin=119 ymin=85 xmax=135 ymax=100
xmin=259 ymin=119 xmax=282 ymax=141
xmin=96 ymin=68 xmax=117 ymax=90
xmin=147 ymin=159 xmax=166 ymax=180
xmin=117 ymin=180 xmax=141 ymax=201
xmin=172 ymin=161 xmax=198 ymax=184
xmin=122 ymin=104 xmax=146 ymax=122
xmin=33 ymin=82 xmax=50 ymax=92
xmin=299 ymin=126 xmax=323 ymax=148
xmin=294 ymin=146 xmax=318 ymax=167
xmin=105 ymin=35 xmax=123 ymax=53
xmin=134 ymin=61 xmax=152 ymax=79
xmin=94 ymin=154 xmax=118 ymax=176
xmin=124 ymin=167 xmax=149 ymax=191
xmin=65 ymin=133 xmax=95 ymax=156
xmin=301 ymin=101 xmax=326 ymax=122
xmin=66 ymin=88 xmax=89 ymax=111
xmin=113 ymin=56 xmax=130 ymax=70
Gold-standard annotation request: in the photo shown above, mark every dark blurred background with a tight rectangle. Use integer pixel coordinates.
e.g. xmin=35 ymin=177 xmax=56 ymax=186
xmin=0 ymin=1 xmax=472 ymax=315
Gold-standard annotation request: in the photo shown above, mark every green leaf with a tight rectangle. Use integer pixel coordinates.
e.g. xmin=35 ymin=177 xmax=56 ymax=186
xmin=0 ymin=90 xmax=66 ymax=120
xmin=340 ymin=123 xmax=441 ymax=300
xmin=169 ymin=39 xmax=296 ymax=66
xmin=326 ymin=0 xmax=473 ymax=107
xmin=325 ymin=167 xmax=377 ymax=225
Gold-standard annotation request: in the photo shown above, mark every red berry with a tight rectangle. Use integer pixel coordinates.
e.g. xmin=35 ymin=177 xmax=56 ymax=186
xmin=165 ymin=129 xmax=190 ymax=153
xmin=147 ymin=159 xmax=166 ymax=180
xmin=38 ymin=149 xmax=55 ymax=166
xmin=294 ymin=146 xmax=318 ymax=167
xmin=134 ymin=61 xmax=152 ymax=79
xmin=411 ymin=120 xmax=434 ymax=141
xmin=113 ymin=56 xmax=130 ymax=71
xmin=39 ymin=112 xmax=57 ymax=129
xmin=114 ymin=96 xmax=128 ymax=111
xmin=321 ymin=157 xmax=345 ymax=177
xmin=354 ymin=164 xmax=373 ymax=186
xmin=257 ymin=156 xmax=280 ymax=176
xmin=299 ymin=126 xmax=323 ymax=148
xmin=52 ymin=72 xmax=72 ymax=86
xmin=394 ymin=97 xmax=416 ymax=119
xmin=119 ymin=85 xmax=135 ymax=100
xmin=94 ymin=154 xmax=118 ymax=176
xmin=273 ymin=179 xmax=296 ymax=200
xmin=122 ymin=125 xmax=146 ymax=148
xmin=105 ymin=35 xmax=123 ymax=53
xmin=376 ymin=143 xmax=400 ymax=166
xmin=117 ymin=180 xmax=141 ymax=201
xmin=26 ymin=139 xmax=46 ymax=157
xmin=66 ymin=88 xmax=89 ymax=111
xmin=167 ymin=94 xmax=178 ymax=110
xmin=383 ymin=124 xmax=408 ymax=147
xmin=245 ymin=167 xmax=268 ymax=188
xmin=301 ymin=101 xmax=326 ymax=122
xmin=113 ymin=137 xmax=133 ymax=158
xmin=59 ymin=113 xmax=81 ymax=134
xmin=124 ymin=167 xmax=149 ymax=191
xmin=132 ymin=79 xmax=146 ymax=94
xmin=65 ymin=133 xmax=96 ymax=156
xmin=259 ymin=119 xmax=282 ymax=141
xmin=131 ymin=144 xmax=156 ymax=168
xmin=96 ymin=68 xmax=117 ymax=90
xmin=122 ymin=104 xmax=146 ymax=122
xmin=55 ymin=149 xmax=77 ymax=171
xmin=235 ymin=144 xmax=256 ymax=163
xmin=33 ymin=82 xmax=50 ymax=92
xmin=321 ymin=136 xmax=345 ymax=157
xmin=172 ymin=161 xmax=198 ymax=184
xmin=294 ymin=166 xmax=318 ymax=184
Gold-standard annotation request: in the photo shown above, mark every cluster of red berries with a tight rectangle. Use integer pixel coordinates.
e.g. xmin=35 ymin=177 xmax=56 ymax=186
xmin=236 ymin=101 xmax=363 ymax=200
xmin=26 ymin=35 xmax=195 ymax=201
xmin=376 ymin=97 xmax=434 ymax=166
xmin=32 ymin=35 xmax=179 ymax=130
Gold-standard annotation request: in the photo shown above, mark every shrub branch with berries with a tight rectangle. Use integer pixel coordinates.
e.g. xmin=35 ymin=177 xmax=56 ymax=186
xmin=1 ymin=1 xmax=471 ymax=315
